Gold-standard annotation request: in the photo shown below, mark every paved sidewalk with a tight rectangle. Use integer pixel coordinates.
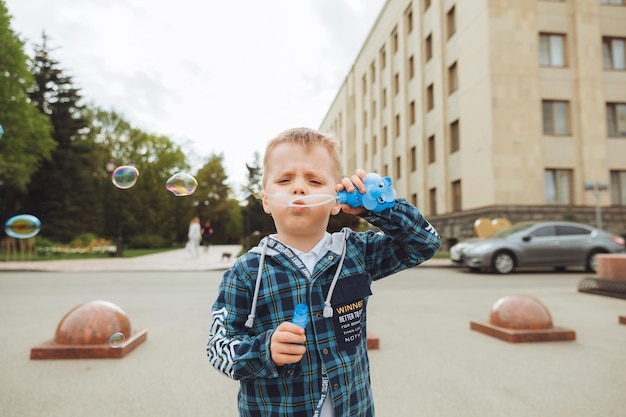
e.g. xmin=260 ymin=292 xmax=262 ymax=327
xmin=0 ymin=245 xmax=452 ymax=272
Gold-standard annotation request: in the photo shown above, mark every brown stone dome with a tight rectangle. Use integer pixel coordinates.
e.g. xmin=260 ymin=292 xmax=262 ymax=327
xmin=489 ymin=295 xmax=553 ymax=330
xmin=54 ymin=300 xmax=131 ymax=345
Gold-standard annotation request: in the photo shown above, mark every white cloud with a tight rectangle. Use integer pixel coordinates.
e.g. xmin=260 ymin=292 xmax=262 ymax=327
xmin=5 ymin=0 xmax=385 ymax=188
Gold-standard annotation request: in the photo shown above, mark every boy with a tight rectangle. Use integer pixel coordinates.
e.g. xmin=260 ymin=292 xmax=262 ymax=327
xmin=207 ymin=127 xmax=440 ymax=416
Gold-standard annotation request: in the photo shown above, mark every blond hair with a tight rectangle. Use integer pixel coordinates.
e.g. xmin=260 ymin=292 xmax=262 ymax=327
xmin=262 ymin=128 xmax=342 ymax=186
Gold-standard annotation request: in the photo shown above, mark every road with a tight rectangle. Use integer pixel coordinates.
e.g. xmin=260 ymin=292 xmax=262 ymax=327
xmin=1 ymin=263 xmax=624 ymax=416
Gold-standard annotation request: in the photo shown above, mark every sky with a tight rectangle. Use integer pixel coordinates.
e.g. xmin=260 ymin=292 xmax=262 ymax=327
xmin=5 ymin=0 xmax=387 ymax=191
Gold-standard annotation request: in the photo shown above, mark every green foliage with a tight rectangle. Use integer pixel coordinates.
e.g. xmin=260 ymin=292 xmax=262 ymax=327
xmin=70 ymin=233 xmax=99 ymax=247
xmin=128 ymin=233 xmax=168 ymax=249
xmin=20 ymin=33 xmax=98 ymax=242
xmin=0 ymin=2 xmax=56 ymax=219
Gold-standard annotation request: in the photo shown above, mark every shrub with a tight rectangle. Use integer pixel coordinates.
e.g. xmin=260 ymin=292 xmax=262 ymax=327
xmin=129 ymin=234 xmax=169 ymax=249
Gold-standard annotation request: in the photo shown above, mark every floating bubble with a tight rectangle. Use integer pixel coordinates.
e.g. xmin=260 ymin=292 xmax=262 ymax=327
xmin=111 ymin=165 xmax=139 ymax=189
xmin=166 ymin=173 xmax=198 ymax=196
xmin=0 ymin=123 xmax=3 ymax=139
xmin=109 ymin=332 xmax=125 ymax=348
xmin=265 ymin=193 xmax=337 ymax=208
xmin=4 ymin=214 xmax=41 ymax=239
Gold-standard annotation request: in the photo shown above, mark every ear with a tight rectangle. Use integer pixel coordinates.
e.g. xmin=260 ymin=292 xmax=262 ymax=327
xmin=261 ymin=192 xmax=271 ymax=214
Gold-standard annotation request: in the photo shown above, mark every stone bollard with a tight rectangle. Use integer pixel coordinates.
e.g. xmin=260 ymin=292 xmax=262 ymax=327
xmin=30 ymin=300 xmax=147 ymax=359
xmin=470 ymin=294 xmax=575 ymax=343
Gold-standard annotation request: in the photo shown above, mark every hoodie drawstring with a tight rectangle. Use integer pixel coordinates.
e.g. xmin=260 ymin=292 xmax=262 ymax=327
xmin=244 ymin=235 xmax=347 ymax=328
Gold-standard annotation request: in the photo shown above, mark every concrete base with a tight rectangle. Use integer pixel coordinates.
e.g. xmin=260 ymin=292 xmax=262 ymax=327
xmin=470 ymin=320 xmax=576 ymax=343
xmin=30 ymin=329 xmax=148 ymax=359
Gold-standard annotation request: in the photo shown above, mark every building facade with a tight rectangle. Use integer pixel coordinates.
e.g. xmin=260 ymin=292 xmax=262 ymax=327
xmin=319 ymin=0 xmax=626 ymax=247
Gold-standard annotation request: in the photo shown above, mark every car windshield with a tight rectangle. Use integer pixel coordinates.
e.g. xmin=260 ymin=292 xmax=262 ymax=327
xmin=492 ymin=223 xmax=535 ymax=238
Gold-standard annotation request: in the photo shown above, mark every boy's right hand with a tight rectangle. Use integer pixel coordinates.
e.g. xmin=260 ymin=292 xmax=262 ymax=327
xmin=270 ymin=322 xmax=306 ymax=366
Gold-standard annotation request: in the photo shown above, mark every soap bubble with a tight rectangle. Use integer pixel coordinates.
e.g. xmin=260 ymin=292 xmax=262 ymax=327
xmin=111 ymin=166 xmax=139 ymax=189
xmin=0 ymin=123 xmax=4 ymax=139
xmin=265 ymin=193 xmax=337 ymax=208
xmin=166 ymin=173 xmax=198 ymax=196
xmin=109 ymin=332 xmax=125 ymax=348
xmin=4 ymin=214 xmax=41 ymax=239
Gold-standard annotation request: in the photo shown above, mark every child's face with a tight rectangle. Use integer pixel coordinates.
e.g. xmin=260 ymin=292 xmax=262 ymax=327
xmin=262 ymin=142 xmax=340 ymax=243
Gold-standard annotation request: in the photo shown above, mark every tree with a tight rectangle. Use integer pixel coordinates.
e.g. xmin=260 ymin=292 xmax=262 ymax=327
xmin=194 ymin=153 xmax=239 ymax=243
xmin=84 ymin=106 xmax=194 ymax=247
xmin=241 ymin=152 xmax=275 ymax=248
xmin=21 ymin=33 xmax=95 ymax=242
xmin=0 ymin=1 xmax=55 ymax=221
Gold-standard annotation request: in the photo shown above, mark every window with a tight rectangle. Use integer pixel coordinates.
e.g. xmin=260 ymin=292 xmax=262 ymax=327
xmin=450 ymin=120 xmax=460 ymax=152
xmin=405 ymin=7 xmax=413 ymax=34
xmin=531 ymin=226 xmax=557 ymax=238
xmin=380 ymin=45 xmax=387 ymax=70
xmin=607 ymin=103 xmax=626 ymax=136
xmin=408 ymin=55 xmax=415 ymax=79
xmin=372 ymin=135 xmax=377 ymax=155
xmin=603 ymin=37 xmax=626 ymax=70
xmin=426 ymin=84 xmax=434 ymax=110
xmin=394 ymin=73 xmax=400 ymax=95
xmin=392 ymin=28 xmax=399 ymax=53
xmin=600 ymin=0 xmax=625 ymax=5
xmin=409 ymin=101 xmax=416 ymax=125
xmin=429 ymin=188 xmax=437 ymax=215
xmin=411 ymin=193 xmax=418 ymax=207
xmin=424 ymin=0 xmax=431 ymax=11
xmin=448 ymin=62 xmax=458 ymax=94
xmin=383 ymin=88 xmax=387 ymax=108
xmin=395 ymin=114 xmax=400 ymax=137
xmin=372 ymin=100 xmax=376 ymax=119
xmin=363 ymin=111 xmax=367 ymax=128
xmin=447 ymin=6 xmax=456 ymax=39
xmin=362 ymin=74 xmax=367 ymax=94
xmin=363 ymin=143 xmax=368 ymax=162
xmin=557 ymin=225 xmax=591 ymax=236
xmin=539 ymin=33 xmax=566 ymax=67
xmin=451 ymin=180 xmax=462 ymax=212
xmin=542 ymin=100 xmax=570 ymax=135
xmin=383 ymin=126 xmax=388 ymax=146
xmin=425 ymin=34 xmax=433 ymax=61
xmin=428 ymin=135 xmax=435 ymax=163
xmin=370 ymin=62 xmax=376 ymax=83
xmin=396 ymin=156 xmax=401 ymax=178
xmin=384 ymin=164 xmax=389 ymax=177
xmin=410 ymin=146 xmax=416 ymax=171
xmin=545 ymin=169 xmax=573 ymax=204
xmin=610 ymin=170 xmax=626 ymax=205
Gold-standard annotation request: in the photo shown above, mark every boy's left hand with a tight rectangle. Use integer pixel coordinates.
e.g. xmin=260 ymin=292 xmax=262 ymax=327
xmin=336 ymin=168 xmax=368 ymax=215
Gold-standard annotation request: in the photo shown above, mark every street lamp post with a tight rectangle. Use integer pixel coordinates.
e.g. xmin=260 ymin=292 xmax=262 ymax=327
xmin=584 ymin=181 xmax=608 ymax=230
xmin=106 ymin=161 xmax=124 ymax=257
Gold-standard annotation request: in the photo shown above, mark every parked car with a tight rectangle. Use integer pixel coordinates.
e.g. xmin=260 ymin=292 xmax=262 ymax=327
xmin=450 ymin=221 xmax=625 ymax=274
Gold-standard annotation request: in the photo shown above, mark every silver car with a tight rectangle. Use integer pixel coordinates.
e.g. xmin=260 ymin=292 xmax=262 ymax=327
xmin=450 ymin=221 xmax=625 ymax=274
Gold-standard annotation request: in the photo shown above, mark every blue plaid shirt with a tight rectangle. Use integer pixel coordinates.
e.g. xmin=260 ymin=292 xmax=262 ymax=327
xmin=207 ymin=199 xmax=441 ymax=416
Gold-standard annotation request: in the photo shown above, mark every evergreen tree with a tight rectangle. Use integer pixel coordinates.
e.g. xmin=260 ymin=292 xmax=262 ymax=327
xmin=0 ymin=1 xmax=55 ymax=221
xmin=23 ymin=33 xmax=96 ymax=242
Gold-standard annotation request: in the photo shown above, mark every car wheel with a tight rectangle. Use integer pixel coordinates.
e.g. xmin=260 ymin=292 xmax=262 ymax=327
xmin=491 ymin=251 xmax=515 ymax=274
xmin=585 ymin=250 xmax=605 ymax=273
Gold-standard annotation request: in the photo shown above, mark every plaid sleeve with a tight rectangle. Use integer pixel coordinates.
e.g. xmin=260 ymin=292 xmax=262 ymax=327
xmin=206 ymin=258 xmax=279 ymax=381
xmin=359 ymin=198 xmax=441 ymax=278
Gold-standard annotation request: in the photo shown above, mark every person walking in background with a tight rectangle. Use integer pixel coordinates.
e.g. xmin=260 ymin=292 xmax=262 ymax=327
xmin=187 ymin=216 xmax=202 ymax=258
xmin=201 ymin=220 xmax=214 ymax=253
